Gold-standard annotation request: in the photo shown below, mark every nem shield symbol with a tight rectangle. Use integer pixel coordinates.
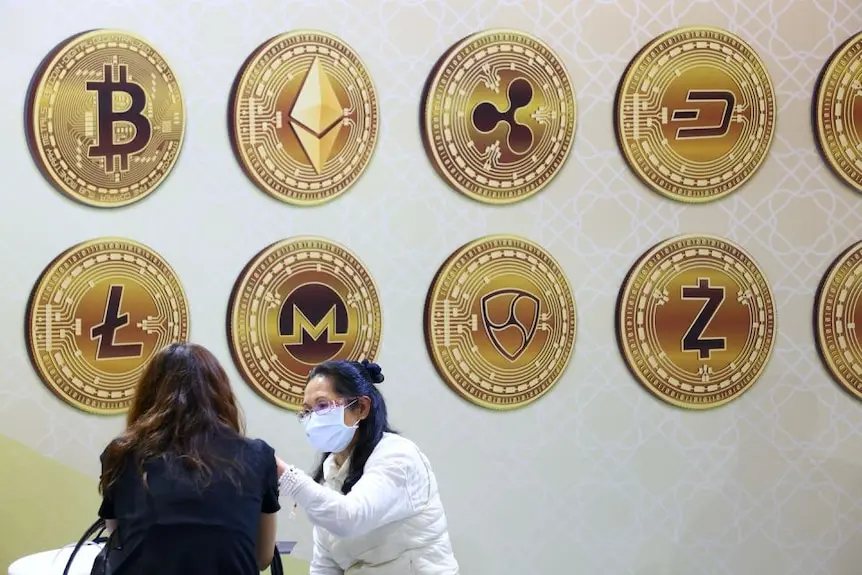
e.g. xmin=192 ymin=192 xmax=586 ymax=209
xmin=480 ymin=289 xmax=540 ymax=361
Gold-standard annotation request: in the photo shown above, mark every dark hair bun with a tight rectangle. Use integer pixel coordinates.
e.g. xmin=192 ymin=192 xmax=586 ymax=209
xmin=359 ymin=359 xmax=384 ymax=384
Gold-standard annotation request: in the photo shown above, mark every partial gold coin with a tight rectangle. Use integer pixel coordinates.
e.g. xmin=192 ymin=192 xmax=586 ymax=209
xmin=617 ymin=234 xmax=776 ymax=409
xmin=228 ymin=237 xmax=382 ymax=409
xmin=26 ymin=238 xmax=190 ymax=414
xmin=26 ymin=30 xmax=185 ymax=208
xmin=815 ymin=241 xmax=862 ymax=400
xmin=814 ymin=32 xmax=862 ymax=192
xmin=424 ymin=235 xmax=576 ymax=410
xmin=615 ymin=27 xmax=776 ymax=203
xmin=421 ymin=30 xmax=577 ymax=204
xmin=229 ymin=32 xmax=379 ymax=206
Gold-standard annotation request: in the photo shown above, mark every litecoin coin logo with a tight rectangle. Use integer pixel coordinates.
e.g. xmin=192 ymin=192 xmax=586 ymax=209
xmin=815 ymin=242 xmax=862 ymax=400
xmin=814 ymin=32 xmax=862 ymax=193
xmin=229 ymin=32 xmax=379 ymax=206
xmin=421 ymin=29 xmax=577 ymax=205
xmin=26 ymin=30 xmax=185 ymax=208
xmin=26 ymin=238 xmax=190 ymax=414
xmin=615 ymin=27 xmax=776 ymax=203
xmin=617 ymin=234 xmax=776 ymax=409
xmin=424 ymin=235 xmax=576 ymax=410
xmin=228 ymin=237 xmax=382 ymax=409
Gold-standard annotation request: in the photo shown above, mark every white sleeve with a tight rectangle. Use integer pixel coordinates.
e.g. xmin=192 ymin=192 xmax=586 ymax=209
xmin=309 ymin=527 xmax=343 ymax=575
xmin=280 ymin=439 xmax=429 ymax=539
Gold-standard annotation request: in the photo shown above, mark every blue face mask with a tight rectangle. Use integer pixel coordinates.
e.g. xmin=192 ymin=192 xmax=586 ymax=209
xmin=303 ymin=403 xmax=358 ymax=453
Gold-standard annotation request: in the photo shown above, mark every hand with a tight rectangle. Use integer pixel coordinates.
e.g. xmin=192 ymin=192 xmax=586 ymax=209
xmin=275 ymin=455 xmax=288 ymax=476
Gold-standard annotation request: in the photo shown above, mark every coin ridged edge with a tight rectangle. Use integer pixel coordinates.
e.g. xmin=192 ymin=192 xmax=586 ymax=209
xmin=25 ymin=29 xmax=186 ymax=209
xmin=814 ymin=240 xmax=862 ymax=401
xmin=615 ymin=233 xmax=776 ymax=410
xmin=423 ymin=234 xmax=577 ymax=411
xmin=420 ymin=29 xmax=577 ymax=206
xmin=226 ymin=235 xmax=383 ymax=411
xmin=228 ymin=30 xmax=380 ymax=207
xmin=25 ymin=236 xmax=191 ymax=415
xmin=614 ymin=26 xmax=777 ymax=204
xmin=813 ymin=31 xmax=862 ymax=194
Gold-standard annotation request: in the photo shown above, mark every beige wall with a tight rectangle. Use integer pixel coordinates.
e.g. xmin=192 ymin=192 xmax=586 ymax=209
xmin=1 ymin=1 xmax=862 ymax=574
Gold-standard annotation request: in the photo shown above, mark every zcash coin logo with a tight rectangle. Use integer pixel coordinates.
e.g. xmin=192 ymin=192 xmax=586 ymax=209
xmin=424 ymin=235 xmax=576 ymax=409
xmin=229 ymin=31 xmax=379 ymax=206
xmin=615 ymin=27 xmax=776 ymax=203
xmin=814 ymin=32 xmax=862 ymax=193
xmin=26 ymin=30 xmax=185 ymax=207
xmin=616 ymin=234 xmax=775 ymax=409
xmin=421 ymin=29 xmax=577 ymax=204
xmin=26 ymin=238 xmax=190 ymax=414
xmin=815 ymin=241 xmax=862 ymax=400
xmin=228 ymin=237 xmax=382 ymax=409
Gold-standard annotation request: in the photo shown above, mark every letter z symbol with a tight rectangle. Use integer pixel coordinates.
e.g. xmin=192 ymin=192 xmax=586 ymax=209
xmin=672 ymin=90 xmax=736 ymax=140
xmin=680 ymin=278 xmax=726 ymax=360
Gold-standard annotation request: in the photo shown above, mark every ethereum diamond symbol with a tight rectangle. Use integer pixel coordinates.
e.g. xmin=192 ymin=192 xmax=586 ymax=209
xmin=289 ymin=57 xmax=345 ymax=173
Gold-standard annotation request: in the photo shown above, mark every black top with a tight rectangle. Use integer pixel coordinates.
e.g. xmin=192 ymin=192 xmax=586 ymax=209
xmin=98 ymin=432 xmax=280 ymax=575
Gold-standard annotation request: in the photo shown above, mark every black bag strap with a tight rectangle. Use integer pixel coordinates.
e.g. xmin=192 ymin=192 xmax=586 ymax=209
xmin=62 ymin=518 xmax=106 ymax=575
xmin=270 ymin=544 xmax=284 ymax=575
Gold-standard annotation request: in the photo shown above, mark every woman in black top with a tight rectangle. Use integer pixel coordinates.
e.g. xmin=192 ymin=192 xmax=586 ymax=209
xmin=97 ymin=343 xmax=280 ymax=574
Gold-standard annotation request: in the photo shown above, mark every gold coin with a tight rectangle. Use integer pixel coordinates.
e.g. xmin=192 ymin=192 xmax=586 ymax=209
xmin=26 ymin=30 xmax=185 ymax=208
xmin=615 ymin=27 xmax=776 ymax=203
xmin=421 ymin=30 xmax=577 ymax=205
xmin=229 ymin=32 xmax=379 ymax=206
xmin=814 ymin=32 xmax=862 ymax=192
xmin=815 ymin=241 xmax=862 ymax=400
xmin=228 ymin=237 xmax=382 ymax=409
xmin=616 ymin=234 xmax=776 ymax=409
xmin=26 ymin=238 xmax=191 ymax=415
xmin=424 ymin=235 xmax=576 ymax=410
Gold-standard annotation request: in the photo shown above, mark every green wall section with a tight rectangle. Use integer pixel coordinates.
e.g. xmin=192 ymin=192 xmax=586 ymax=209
xmin=0 ymin=434 xmax=308 ymax=574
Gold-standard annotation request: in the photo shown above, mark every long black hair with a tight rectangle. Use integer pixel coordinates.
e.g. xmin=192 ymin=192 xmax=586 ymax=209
xmin=308 ymin=359 xmax=396 ymax=494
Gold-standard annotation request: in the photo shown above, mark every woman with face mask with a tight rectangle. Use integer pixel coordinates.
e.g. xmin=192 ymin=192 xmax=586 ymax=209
xmin=274 ymin=359 xmax=460 ymax=575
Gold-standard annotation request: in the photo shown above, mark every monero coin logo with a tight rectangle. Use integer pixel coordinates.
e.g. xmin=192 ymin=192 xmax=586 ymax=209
xmin=615 ymin=26 xmax=776 ymax=203
xmin=421 ymin=29 xmax=577 ymax=204
xmin=26 ymin=30 xmax=185 ymax=207
xmin=25 ymin=238 xmax=190 ymax=414
xmin=424 ymin=235 xmax=576 ymax=410
xmin=616 ymin=234 xmax=776 ymax=409
xmin=228 ymin=237 xmax=382 ymax=410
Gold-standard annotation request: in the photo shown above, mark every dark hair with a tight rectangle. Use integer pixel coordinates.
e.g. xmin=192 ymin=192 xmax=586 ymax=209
xmin=308 ymin=359 xmax=395 ymax=494
xmin=99 ymin=343 xmax=246 ymax=494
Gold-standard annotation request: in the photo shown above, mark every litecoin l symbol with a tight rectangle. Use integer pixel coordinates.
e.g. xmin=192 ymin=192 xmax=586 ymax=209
xmin=671 ymin=90 xmax=736 ymax=140
xmin=681 ymin=277 xmax=726 ymax=359
xmin=86 ymin=63 xmax=152 ymax=172
xmin=90 ymin=284 xmax=144 ymax=360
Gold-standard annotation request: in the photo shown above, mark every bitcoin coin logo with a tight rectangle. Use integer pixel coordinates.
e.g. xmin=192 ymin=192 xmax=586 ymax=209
xmin=616 ymin=234 xmax=775 ymax=409
xmin=229 ymin=32 xmax=379 ymax=206
xmin=615 ymin=27 xmax=776 ymax=203
xmin=26 ymin=30 xmax=185 ymax=207
xmin=815 ymin=242 xmax=862 ymax=400
xmin=424 ymin=235 xmax=576 ymax=409
xmin=814 ymin=32 xmax=862 ymax=193
xmin=25 ymin=238 xmax=190 ymax=414
xmin=228 ymin=237 xmax=382 ymax=409
xmin=421 ymin=30 xmax=577 ymax=204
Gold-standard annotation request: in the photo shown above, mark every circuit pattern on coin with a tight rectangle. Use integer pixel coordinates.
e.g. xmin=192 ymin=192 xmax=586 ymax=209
xmin=814 ymin=31 xmax=862 ymax=193
xmin=421 ymin=29 xmax=577 ymax=204
xmin=424 ymin=235 xmax=576 ymax=410
xmin=26 ymin=30 xmax=185 ymax=207
xmin=26 ymin=238 xmax=190 ymax=414
xmin=815 ymin=241 xmax=862 ymax=400
xmin=615 ymin=27 xmax=776 ymax=203
xmin=229 ymin=31 xmax=379 ymax=205
xmin=616 ymin=234 xmax=775 ymax=409
xmin=228 ymin=237 xmax=382 ymax=409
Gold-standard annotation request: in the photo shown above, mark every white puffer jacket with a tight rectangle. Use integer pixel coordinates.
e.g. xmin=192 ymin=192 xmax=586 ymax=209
xmin=283 ymin=433 xmax=460 ymax=574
